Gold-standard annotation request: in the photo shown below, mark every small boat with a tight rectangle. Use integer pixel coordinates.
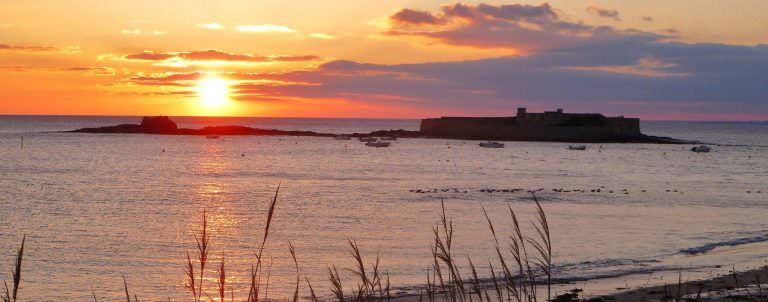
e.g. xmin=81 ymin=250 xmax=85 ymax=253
xmin=365 ymin=141 xmax=391 ymax=148
xmin=359 ymin=137 xmax=377 ymax=142
xmin=334 ymin=135 xmax=352 ymax=140
xmin=568 ymin=145 xmax=587 ymax=151
xmin=380 ymin=137 xmax=397 ymax=141
xmin=690 ymin=145 xmax=711 ymax=153
xmin=206 ymin=135 xmax=220 ymax=139
xmin=479 ymin=141 xmax=504 ymax=148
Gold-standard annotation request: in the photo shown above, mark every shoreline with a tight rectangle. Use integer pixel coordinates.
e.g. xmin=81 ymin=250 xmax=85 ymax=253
xmin=385 ymin=261 xmax=768 ymax=302
xmin=598 ymin=264 xmax=768 ymax=301
xmin=383 ymin=241 xmax=768 ymax=302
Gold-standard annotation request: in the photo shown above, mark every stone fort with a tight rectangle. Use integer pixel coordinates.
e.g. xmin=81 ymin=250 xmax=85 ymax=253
xmin=420 ymin=108 xmax=641 ymax=142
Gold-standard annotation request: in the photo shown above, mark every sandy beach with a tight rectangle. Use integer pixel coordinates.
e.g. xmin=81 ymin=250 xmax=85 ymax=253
xmin=599 ymin=265 xmax=768 ymax=302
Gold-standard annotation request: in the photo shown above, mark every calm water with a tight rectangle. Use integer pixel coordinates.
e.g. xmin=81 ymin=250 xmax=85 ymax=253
xmin=1 ymin=116 xmax=767 ymax=301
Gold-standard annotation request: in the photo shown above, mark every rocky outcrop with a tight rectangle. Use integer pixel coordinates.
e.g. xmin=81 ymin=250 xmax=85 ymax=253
xmin=68 ymin=116 xmax=420 ymax=138
xmin=140 ymin=116 xmax=178 ymax=133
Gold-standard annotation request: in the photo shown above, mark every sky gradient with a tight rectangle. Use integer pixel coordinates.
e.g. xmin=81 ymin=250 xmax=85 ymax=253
xmin=1 ymin=0 xmax=766 ymax=120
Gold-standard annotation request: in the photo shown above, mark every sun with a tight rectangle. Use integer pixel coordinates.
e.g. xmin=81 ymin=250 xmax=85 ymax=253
xmin=196 ymin=76 xmax=231 ymax=110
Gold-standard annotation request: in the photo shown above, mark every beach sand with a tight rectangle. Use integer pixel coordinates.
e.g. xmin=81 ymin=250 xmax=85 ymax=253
xmin=593 ymin=265 xmax=768 ymax=301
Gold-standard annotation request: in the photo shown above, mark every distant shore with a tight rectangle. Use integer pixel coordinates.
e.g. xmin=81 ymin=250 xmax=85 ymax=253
xmin=67 ymin=116 xmax=702 ymax=144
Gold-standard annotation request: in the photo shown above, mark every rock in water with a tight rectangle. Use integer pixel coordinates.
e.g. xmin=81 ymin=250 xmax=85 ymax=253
xmin=140 ymin=116 xmax=178 ymax=133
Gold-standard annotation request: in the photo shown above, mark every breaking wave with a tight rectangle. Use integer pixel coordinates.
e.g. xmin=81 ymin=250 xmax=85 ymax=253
xmin=679 ymin=234 xmax=768 ymax=255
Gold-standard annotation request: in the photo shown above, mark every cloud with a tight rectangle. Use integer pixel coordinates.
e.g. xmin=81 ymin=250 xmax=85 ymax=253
xmin=60 ymin=66 xmax=117 ymax=76
xmin=129 ymin=71 xmax=204 ymax=86
xmin=213 ymin=39 xmax=768 ymax=118
xmin=236 ymin=24 xmax=296 ymax=33
xmin=119 ymin=50 xmax=321 ymax=64
xmin=110 ymin=2 xmax=768 ymax=119
xmin=642 ymin=16 xmax=653 ymax=22
xmin=309 ymin=33 xmax=337 ymax=40
xmin=389 ymin=3 xmax=558 ymax=26
xmin=116 ymin=37 xmax=768 ymax=119
xmin=121 ymin=29 xmax=141 ymax=35
xmin=0 ymin=43 xmax=80 ymax=53
xmin=197 ymin=22 xmax=225 ymax=29
xmin=390 ymin=9 xmax=443 ymax=25
xmin=152 ymin=31 xmax=168 ymax=36
xmin=1 ymin=65 xmax=115 ymax=76
xmin=386 ymin=3 xmax=652 ymax=52
xmin=586 ymin=5 xmax=621 ymax=21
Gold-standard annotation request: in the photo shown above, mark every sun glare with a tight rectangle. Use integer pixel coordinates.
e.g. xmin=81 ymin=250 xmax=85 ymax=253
xmin=196 ymin=76 xmax=231 ymax=111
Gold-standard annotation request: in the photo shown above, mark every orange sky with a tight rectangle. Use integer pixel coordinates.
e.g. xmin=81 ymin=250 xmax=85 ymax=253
xmin=1 ymin=0 xmax=766 ymax=119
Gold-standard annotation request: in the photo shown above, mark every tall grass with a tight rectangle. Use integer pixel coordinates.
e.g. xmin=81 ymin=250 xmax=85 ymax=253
xmin=1 ymin=235 xmax=24 ymax=302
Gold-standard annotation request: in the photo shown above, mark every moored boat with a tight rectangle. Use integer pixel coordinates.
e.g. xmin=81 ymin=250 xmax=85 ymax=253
xmin=690 ymin=145 xmax=711 ymax=153
xmin=365 ymin=141 xmax=391 ymax=148
xmin=479 ymin=141 xmax=504 ymax=148
xmin=568 ymin=145 xmax=587 ymax=150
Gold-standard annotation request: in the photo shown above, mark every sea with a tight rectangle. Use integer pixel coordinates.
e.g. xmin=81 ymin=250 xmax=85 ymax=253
xmin=1 ymin=116 xmax=767 ymax=301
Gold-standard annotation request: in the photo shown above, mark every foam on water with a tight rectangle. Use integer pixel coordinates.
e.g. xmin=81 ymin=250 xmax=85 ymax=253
xmin=679 ymin=234 xmax=768 ymax=255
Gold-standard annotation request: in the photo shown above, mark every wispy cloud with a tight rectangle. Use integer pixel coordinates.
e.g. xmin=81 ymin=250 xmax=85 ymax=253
xmin=1 ymin=65 xmax=115 ymax=76
xmin=197 ymin=22 xmax=225 ymax=29
xmin=586 ymin=5 xmax=621 ymax=21
xmin=565 ymin=58 xmax=688 ymax=77
xmin=309 ymin=33 xmax=337 ymax=40
xmin=0 ymin=43 xmax=80 ymax=53
xmin=118 ymin=49 xmax=321 ymax=65
xmin=152 ymin=31 xmax=168 ymax=36
xmin=120 ymin=29 xmax=141 ymax=35
xmin=236 ymin=24 xmax=296 ymax=33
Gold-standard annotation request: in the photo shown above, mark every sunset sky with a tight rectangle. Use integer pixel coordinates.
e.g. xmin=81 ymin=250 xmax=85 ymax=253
xmin=1 ymin=0 xmax=766 ymax=120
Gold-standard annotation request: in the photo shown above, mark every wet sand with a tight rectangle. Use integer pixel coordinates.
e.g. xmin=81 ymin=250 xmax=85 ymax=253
xmin=594 ymin=265 xmax=768 ymax=301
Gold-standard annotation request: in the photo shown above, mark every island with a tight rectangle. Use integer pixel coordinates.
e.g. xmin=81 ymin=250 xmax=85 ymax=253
xmin=68 ymin=110 xmax=698 ymax=144
xmin=68 ymin=116 xmax=420 ymax=138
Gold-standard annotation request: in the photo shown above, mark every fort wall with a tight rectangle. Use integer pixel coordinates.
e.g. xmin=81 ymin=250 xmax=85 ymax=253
xmin=420 ymin=108 xmax=641 ymax=142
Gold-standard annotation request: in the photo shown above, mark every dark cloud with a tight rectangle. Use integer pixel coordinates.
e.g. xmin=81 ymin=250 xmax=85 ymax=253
xmin=122 ymin=50 xmax=320 ymax=63
xmin=586 ymin=5 xmax=621 ymax=21
xmin=389 ymin=2 xmax=559 ymax=26
xmin=642 ymin=16 xmax=653 ymax=22
xmin=220 ymin=41 xmax=768 ymax=118
xmin=475 ymin=3 xmax=558 ymax=22
xmin=390 ymin=9 xmax=443 ymax=25
xmin=387 ymin=3 xmax=655 ymax=51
